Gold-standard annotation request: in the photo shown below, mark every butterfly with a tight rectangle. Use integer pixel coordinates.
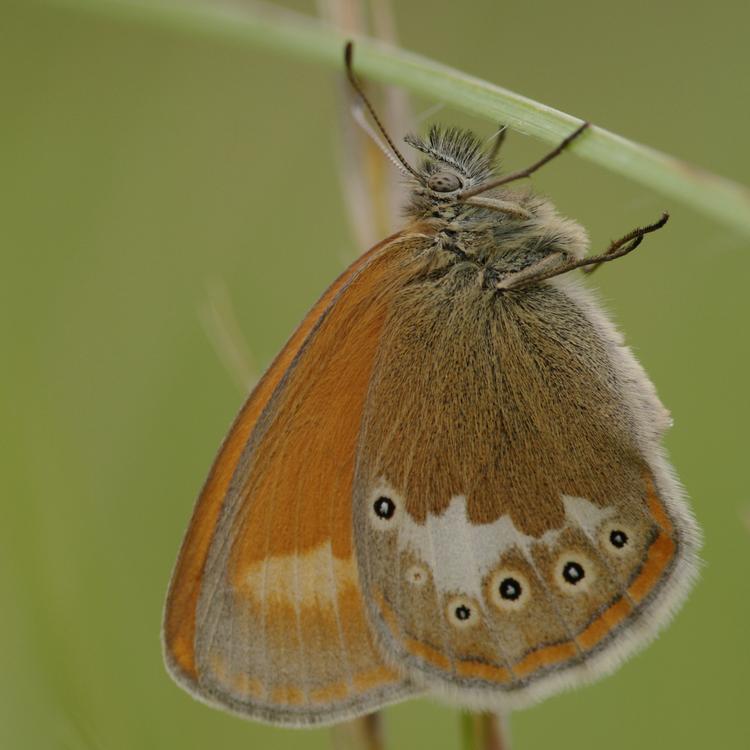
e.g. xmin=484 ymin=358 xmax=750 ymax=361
xmin=162 ymin=43 xmax=700 ymax=726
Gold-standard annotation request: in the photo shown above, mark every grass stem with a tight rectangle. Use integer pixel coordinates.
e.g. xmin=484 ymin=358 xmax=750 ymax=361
xmin=43 ymin=0 xmax=750 ymax=235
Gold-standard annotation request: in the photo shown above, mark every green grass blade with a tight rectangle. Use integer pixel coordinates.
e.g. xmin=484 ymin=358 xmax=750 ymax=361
xmin=41 ymin=0 xmax=750 ymax=233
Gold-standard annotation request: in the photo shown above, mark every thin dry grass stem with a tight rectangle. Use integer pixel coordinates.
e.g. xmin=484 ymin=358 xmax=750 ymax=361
xmin=331 ymin=712 xmax=385 ymax=750
xmin=369 ymin=0 xmax=412 ymax=232
xmin=319 ymin=0 xmax=411 ymax=255
xmin=199 ymin=277 xmax=258 ymax=393
xmin=320 ymin=0 xmax=378 ymax=252
xmin=461 ymin=712 xmax=511 ymax=750
xmin=57 ymin=703 xmax=106 ymax=750
xmin=320 ymin=3 xmax=405 ymax=745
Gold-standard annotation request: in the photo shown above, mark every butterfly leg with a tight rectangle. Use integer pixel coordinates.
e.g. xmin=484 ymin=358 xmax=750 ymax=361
xmin=495 ymin=251 xmax=566 ymax=290
xmin=493 ymin=121 xmax=590 ymax=186
xmin=580 ymin=213 xmax=670 ymax=275
xmin=459 ymin=122 xmax=590 ymax=198
xmin=498 ymin=213 xmax=669 ymax=290
xmin=461 ymin=195 xmax=532 ymax=219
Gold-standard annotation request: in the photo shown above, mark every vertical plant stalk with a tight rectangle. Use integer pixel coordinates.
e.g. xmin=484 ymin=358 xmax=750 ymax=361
xmin=320 ymin=0 xmax=411 ymax=254
xmin=321 ymin=1 xmax=404 ymax=747
xmin=331 ymin=712 xmax=385 ymax=750
xmin=199 ymin=278 xmax=258 ymax=393
xmin=461 ymin=712 xmax=511 ymax=750
xmin=368 ymin=0 xmax=413 ymax=239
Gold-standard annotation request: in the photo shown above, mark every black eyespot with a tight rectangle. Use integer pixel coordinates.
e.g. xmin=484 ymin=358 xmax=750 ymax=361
xmin=499 ymin=577 xmax=522 ymax=601
xmin=562 ymin=561 xmax=585 ymax=585
xmin=373 ymin=496 xmax=395 ymax=520
xmin=454 ymin=604 xmax=471 ymax=621
xmin=428 ymin=171 xmax=463 ymax=193
xmin=609 ymin=529 xmax=629 ymax=549
xmin=490 ymin=570 xmax=530 ymax=610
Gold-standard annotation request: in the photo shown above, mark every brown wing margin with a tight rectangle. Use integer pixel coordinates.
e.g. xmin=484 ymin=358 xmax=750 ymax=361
xmin=163 ymin=232 xmax=427 ymax=725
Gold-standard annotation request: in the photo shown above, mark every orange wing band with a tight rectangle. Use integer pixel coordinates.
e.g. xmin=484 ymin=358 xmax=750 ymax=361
xmin=163 ymin=233 xmax=405 ymax=680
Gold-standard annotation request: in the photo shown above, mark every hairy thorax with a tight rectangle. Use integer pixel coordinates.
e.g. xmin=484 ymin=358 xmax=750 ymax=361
xmin=407 ymin=189 xmax=589 ymax=290
xmin=394 ymin=126 xmax=590 ymax=290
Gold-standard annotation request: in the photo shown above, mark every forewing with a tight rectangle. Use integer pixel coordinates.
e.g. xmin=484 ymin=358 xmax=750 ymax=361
xmin=163 ymin=232 xmax=431 ymax=726
xmin=353 ymin=269 xmax=699 ymax=709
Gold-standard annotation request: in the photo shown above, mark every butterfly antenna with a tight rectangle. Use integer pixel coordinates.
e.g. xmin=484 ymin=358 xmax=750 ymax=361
xmin=351 ymin=103 xmax=412 ymax=176
xmin=344 ymin=42 xmax=424 ymax=182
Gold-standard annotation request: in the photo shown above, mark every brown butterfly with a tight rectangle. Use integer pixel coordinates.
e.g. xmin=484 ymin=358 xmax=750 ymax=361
xmin=162 ymin=42 xmax=700 ymax=726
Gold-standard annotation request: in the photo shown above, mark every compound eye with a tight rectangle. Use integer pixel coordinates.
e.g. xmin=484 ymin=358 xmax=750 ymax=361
xmin=428 ymin=171 xmax=463 ymax=193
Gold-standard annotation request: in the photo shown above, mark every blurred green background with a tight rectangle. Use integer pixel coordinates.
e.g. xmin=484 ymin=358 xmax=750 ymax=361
xmin=2 ymin=0 xmax=749 ymax=748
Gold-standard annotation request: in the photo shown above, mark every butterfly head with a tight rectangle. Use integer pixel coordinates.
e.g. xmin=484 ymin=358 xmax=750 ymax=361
xmin=405 ymin=126 xmax=496 ymax=190
xmin=403 ymin=126 xmax=498 ymax=216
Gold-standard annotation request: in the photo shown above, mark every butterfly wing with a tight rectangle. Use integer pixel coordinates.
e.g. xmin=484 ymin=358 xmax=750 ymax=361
xmin=353 ymin=270 xmax=700 ymax=709
xmin=163 ymin=232 xmax=432 ymax=726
